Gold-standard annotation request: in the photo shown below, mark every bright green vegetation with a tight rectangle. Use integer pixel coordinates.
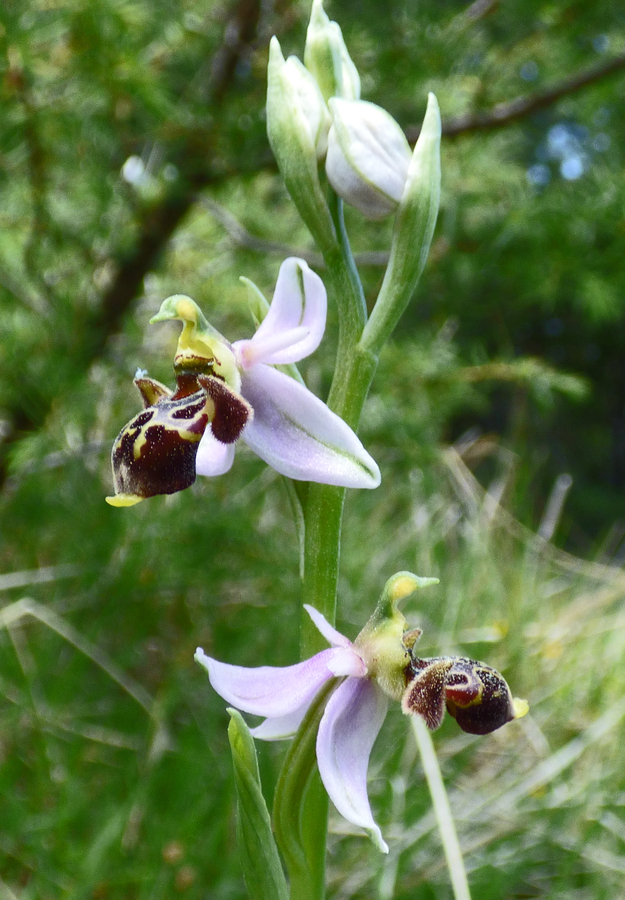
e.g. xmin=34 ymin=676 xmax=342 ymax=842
xmin=2 ymin=1 xmax=625 ymax=897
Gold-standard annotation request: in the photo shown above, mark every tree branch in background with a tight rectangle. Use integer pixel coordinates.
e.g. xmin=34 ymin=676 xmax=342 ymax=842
xmin=407 ymin=52 xmax=625 ymax=141
xmin=201 ymin=198 xmax=389 ymax=267
xmin=82 ymin=0 xmax=264 ymax=364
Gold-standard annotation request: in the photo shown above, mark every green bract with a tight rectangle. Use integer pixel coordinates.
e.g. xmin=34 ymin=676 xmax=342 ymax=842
xmin=304 ymin=0 xmax=361 ymax=102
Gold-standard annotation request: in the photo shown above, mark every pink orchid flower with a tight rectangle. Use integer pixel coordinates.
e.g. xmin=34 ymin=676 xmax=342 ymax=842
xmin=107 ymin=258 xmax=380 ymax=506
xmin=195 ymin=604 xmax=391 ymax=852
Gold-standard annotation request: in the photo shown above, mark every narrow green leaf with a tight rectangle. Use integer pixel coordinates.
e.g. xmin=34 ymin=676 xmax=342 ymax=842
xmin=272 ymin=679 xmax=338 ymax=900
xmin=227 ymin=709 xmax=289 ymax=900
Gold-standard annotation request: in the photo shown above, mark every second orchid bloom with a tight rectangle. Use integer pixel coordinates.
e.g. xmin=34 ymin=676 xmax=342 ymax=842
xmin=106 ymin=258 xmax=380 ymax=506
xmin=196 ymin=573 xmax=528 ymax=853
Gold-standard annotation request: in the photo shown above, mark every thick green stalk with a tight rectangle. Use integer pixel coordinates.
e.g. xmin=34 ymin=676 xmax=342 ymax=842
xmin=295 ymin=198 xmax=377 ymax=900
xmin=300 ymin=195 xmax=374 ymax=651
xmin=300 ymin=339 xmax=377 ymax=660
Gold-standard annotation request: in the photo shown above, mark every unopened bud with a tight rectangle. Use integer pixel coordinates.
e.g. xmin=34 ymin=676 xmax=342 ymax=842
xmin=304 ymin=0 xmax=360 ymax=102
xmin=326 ymin=98 xmax=412 ymax=220
xmin=266 ymin=37 xmax=336 ymax=250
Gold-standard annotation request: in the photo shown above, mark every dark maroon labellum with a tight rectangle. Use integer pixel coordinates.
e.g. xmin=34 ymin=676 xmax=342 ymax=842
xmin=107 ymin=373 xmax=252 ymax=505
xmin=402 ymin=655 xmax=517 ymax=736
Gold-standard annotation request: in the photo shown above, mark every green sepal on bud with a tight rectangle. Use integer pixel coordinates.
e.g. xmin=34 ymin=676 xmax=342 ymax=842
xmin=392 ymin=91 xmax=442 ymax=293
xmin=304 ymin=0 xmax=360 ymax=102
xmin=266 ymin=37 xmax=336 ymax=252
xmin=362 ymin=92 xmax=442 ymax=355
xmin=355 ymin=572 xmax=439 ymax=702
xmin=227 ymin=709 xmax=289 ymax=900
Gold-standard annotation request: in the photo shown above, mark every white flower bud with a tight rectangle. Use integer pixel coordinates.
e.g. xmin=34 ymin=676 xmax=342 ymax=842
xmin=267 ymin=40 xmax=331 ymax=161
xmin=304 ymin=0 xmax=360 ymax=102
xmin=325 ymin=98 xmax=412 ymax=220
xmin=266 ymin=37 xmax=336 ymax=250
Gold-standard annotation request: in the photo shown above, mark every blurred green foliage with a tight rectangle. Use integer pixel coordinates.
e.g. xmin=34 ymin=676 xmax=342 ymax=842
xmin=2 ymin=0 xmax=625 ymax=897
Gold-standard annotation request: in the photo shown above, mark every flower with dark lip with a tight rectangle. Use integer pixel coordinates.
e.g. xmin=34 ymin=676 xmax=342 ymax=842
xmin=195 ymin=573 xmax=528 ymax=853
xmin=106 ymin=257 xmax=380 ymax=506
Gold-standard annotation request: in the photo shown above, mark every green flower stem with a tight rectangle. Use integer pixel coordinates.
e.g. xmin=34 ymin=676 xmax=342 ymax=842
xmin=301 ymin=195 xmax=376 ymax=652
xmin=411 ymin=716 xmax=472 ymax=900
xmin=301 ymin=484 xmax=345 ymax=656
xmin=295 ymin=197 xmax=378 ymax=900
xmin=299 ymin=339 xmax=377 ymax=660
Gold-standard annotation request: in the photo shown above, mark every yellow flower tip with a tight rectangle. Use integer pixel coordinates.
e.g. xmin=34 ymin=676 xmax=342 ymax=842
xmin=387 ymin=571 xmax=439 ymax=604
xmin=389 ymin=574 xmax=420 ymax=604
xmin=105 ymin=492 xmax=144 ymax=508
xmin=512 ymin=697 xmax=530 ymax=720
xmin=150 ymin=294 xmax=201 ymax=326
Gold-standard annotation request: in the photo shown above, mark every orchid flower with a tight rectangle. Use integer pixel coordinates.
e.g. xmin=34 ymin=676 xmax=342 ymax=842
xmin=195 ymin=573 xmax=528 ymax=853
xmin=106 ymin=257 xmax=380 ymax=506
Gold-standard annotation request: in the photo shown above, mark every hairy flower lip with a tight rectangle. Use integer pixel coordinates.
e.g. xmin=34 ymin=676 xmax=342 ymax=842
xmin=402 ymin=655 xmax=528 ymax=735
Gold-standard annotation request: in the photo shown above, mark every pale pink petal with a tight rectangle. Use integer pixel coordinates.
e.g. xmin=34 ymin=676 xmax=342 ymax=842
xmin=249 ymin=705 xmax=311 ymax=741
xmin=234 ymin=327 xmax=310 ymax=370
xmin=240 ymin=364 xmax=381 ymax=488
xmin=304 ymin=604 xmax=352 ymax=648
xmin=194 ymin=647 xmax=334 ymax=718
xmin=326 ymin=647 xmax=367 ymax=677
xmin=249 ymin=648 xmax=363 ymax=737
xmin=195 ymin=429 xmax=236 ymax=477
xmin=317 ymin=677 xmax=389 ymax=853
xmin=242 ymin=258 xmax=326 ymax=365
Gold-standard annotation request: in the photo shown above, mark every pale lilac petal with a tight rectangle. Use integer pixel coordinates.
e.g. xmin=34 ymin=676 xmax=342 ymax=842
xmin=317 ymin=677 xmax=389 ymax=853
xmin=234 ymin=327 xmax=310 ymax=370
xmin=243 ymin=258 xmax=326 ymax=365
xmin=195 ymin=429 xmax=236 ymax=476
xmin=326 ymin=647 xmax=367 ymax=677
xmin=304 ymin=604 xmax=352 ymax=648
xmin=194 ymin=647 xmax=334 ymax=718
xmin=249 ymin=704 xmax=311 ymax=741
xmin=240 ymin=364 xmax=381 ymax=488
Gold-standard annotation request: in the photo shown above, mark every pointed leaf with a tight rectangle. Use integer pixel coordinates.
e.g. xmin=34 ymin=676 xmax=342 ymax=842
xmin=227 ymin=710 xmax=289 ymax=900
xmin=273 ymin=679 xmax=337 ymax=898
